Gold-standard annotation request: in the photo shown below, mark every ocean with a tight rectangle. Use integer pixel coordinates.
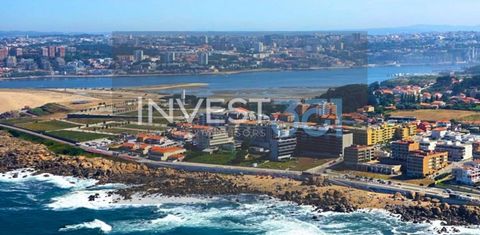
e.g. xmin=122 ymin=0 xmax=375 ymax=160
xmin=1 ymin=169 xmax=478 ymax=235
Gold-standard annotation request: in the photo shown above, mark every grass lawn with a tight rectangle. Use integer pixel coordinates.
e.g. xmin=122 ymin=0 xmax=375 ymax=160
xmin=258 ymin=157 xmax=332 ymax=171
xmin=391 ymin=109 xmax=478 ymax=121
xmin=185 ymin=151 xmax=237 ymax=165
xmin=122 ymin=124 xmax=166 ymax=131
xmin=48 ymin=130 xmax=113 ymax=142
xmin=66 ymin=118 xmax=123 ymax=125
xmin=458 ymin=113 xmax=480 ymax=124
xmin=0 ymin=127 xmax=100 ymax=158
xmin=185 ymin=149 xmax=331 ymax=171
xmin=99 ymin=128 xmax=143 ymax=135
xmin=0 ymin=117 xmax=37 ymax=125
xmin=17 ymin=120 xmax=80 ymax=132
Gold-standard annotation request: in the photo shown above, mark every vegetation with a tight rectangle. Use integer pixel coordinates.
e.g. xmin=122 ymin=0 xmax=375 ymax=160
xmin=316 ymin=84 xmax=368 ymax=113
xmin=391 ymin=109 xmax=479 ymax=121
xmin=28 ymin=103 xmax=70 ymax=116
xmin=48 ymin=130 xmax=112 ymax=143
xmin=185 ymin=149 xmax=329 ymax=171
xmin=185 ymin=150 xmax=236 ymax=165
xmin=1 ymin=128 xmax=100 ymax=158
xmin=16 ymin=120 xmax=80 ymax=132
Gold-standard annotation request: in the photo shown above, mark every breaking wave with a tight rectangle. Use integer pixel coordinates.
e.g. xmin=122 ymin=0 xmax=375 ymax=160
xmin=59 ymin=219 xmax=112 ymax=233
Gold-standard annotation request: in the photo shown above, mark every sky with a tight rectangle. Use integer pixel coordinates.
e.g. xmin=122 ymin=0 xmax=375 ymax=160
xmin=2 ymin=0 xmax=480 ymax=32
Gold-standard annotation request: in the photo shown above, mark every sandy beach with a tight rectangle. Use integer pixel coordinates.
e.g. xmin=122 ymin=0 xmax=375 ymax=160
xmin=0 ymin=89 xmax=99 ymax=113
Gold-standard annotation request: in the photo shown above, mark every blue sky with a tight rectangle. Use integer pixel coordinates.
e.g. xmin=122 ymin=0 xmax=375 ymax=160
xmin=2 ymin=0 xmax=480 ymax=32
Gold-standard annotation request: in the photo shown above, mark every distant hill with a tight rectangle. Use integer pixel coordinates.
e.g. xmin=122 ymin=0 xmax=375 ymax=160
xmin=316 ymin=84 xmax=368 ymax=113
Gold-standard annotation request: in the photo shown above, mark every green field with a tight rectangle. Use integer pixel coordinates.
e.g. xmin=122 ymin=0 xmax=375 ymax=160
xmin=185 ymin=151 xmax=237 ymax=165
xmin=28 ymin=103 xmax=70 ymax=116
xmin=85 ymin=127 xmax=143 ymax=135
xmin=0 ymin=127 xmax=100 ymax=158
xmin=16 ymin=120 xmax=80 ymax=132
xmin=66 ymin=118 xmax=122 ymax=125
xmin=122 ymin=124 xmax=166 ymax=131
xmin=257 ymin=157 xmax=332 ymax=171
xmin=0 ymin=117 xmax=37 ymax=125
xmin=458 ymin=113 xmax=480 ymax=124
xmin=48 ymin=130 xmax=112 ymax=142
xmin=184 ymin=150 xmax=329 ymax=171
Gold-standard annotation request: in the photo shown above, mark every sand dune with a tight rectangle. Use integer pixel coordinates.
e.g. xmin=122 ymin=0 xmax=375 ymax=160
xmin=0 ymin=89 xmax=99 ymax=113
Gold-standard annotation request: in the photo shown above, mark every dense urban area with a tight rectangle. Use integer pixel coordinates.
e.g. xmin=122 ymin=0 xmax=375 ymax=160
xmin=1 ymin=31 xmax=480 ymax=77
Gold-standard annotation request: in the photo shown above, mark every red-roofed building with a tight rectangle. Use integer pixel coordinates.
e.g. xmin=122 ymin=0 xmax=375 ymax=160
xmin=417 ymin=122 xmax=432 ymax=132
xmin=148 ymin=146 xmax=186 ymax=161
xmin=136 ymin=133 xmax=164 ymax=144
xmin=119 ymin=142 xmax=137 ymax=151
xmin=167 ymin=154 xmax=186 ymax=162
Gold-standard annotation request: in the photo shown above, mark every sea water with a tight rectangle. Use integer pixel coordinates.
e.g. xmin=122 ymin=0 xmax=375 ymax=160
xmin=0 ymin=169 xmax=478 ymax=235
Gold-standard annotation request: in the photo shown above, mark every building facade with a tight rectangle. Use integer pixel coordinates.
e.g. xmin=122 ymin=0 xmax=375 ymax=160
xmin=406 ymin=150 xmax=449 ymax=178
xmin=344 ymin=145 xmax=375 ymax=166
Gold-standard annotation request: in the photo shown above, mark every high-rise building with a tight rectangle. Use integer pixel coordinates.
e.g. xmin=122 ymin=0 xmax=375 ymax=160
xmin=0 ymin=47 xmax=8 ymax=60
xmin=41 ymin=47 xmax=49 ymax=57
xmin=56 ymin=46 xmax=65 ymax=58
xmin=166 ymin=52 xmax=176 ymax=63
xmin=6 ymin=56 xmax=17 ymax=67
xmin=255 ymin=42 xmax=264 ymax=53
xmin=199 ymin=52 xmax=208 ymax=65
xmin=15 ymin=48 xmax=23 ymax=57
xmin=48 ymin=46 xmax=56 ymax=58
xmin=134 ymin=50 xmax=144 ymax=62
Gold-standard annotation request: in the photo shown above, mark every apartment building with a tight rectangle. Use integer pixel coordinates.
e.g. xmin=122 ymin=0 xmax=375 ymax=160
xmin=344 ymin=145 xmax=375 ymax=166
xmin=391 ymin=140 xmax=420 ymax=162
xmin=406 ymin=150 xmax=449 ymax=178
xmin=435 ymin=141 xmax=473 ymax=162
xmin=452 ymin=161 xmax=480 ymax=185
xmin=194 ymin=128 xmax=234 ymax=150
xmin=234 ymin=122 xmax=297 ymax=161
xmin=295 ymin=127 xmax=353 ymax=158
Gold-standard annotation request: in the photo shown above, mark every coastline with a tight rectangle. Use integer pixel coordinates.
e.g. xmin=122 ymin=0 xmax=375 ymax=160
xmin=1 ymin=130 xmax=479 ymax=229
xmin=0 ymin=62 xmax=464 ymax=81
xmin=0 ymin=67 xmax=354 ymax=81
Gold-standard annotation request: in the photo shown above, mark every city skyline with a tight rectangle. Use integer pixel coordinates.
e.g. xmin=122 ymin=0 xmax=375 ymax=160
xmin=2 ymin=0 xmax=480 ymax=32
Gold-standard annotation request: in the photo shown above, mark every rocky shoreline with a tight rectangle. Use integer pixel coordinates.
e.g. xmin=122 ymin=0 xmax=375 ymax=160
xmin=0 ymin=131 xmax=479 ymax=231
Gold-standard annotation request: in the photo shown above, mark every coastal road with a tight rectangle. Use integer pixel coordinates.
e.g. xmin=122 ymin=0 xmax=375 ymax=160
xmin=114 ymin=152 xmax=305 ymax=179
xmin=2 ymin=123 xmax=480 ymax=204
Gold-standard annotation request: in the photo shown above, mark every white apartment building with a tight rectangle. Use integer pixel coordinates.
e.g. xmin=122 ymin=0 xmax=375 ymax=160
xmin=435 ymin=141 xmax=473 ymax=162
xmin=452 ymin=161 xmax=480 ymax=185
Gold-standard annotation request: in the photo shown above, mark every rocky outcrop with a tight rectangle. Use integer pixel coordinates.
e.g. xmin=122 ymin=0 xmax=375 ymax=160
xmin=0 ymin=131 xmax=479 ymax=226
xmin=388 ymin=203 xmax=480 ymax=226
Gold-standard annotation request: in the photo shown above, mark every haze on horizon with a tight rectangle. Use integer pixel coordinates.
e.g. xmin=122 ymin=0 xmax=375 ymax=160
xmin=2 ymin=0 xmax=480 ymax=32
